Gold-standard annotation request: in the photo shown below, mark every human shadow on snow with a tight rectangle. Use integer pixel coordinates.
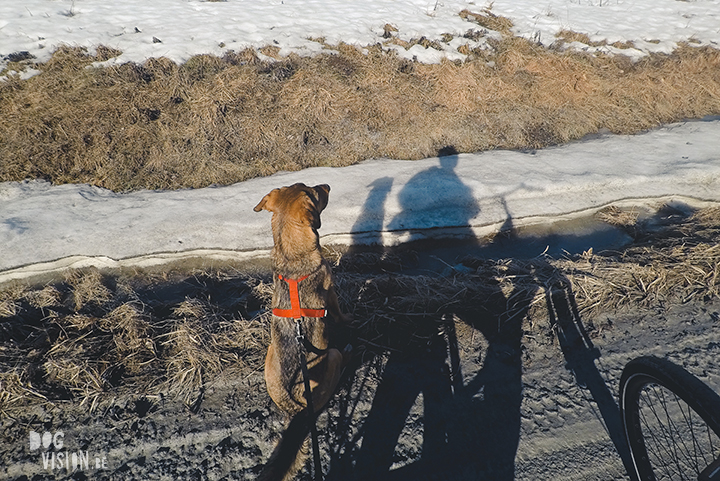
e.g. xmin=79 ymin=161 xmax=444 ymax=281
xmin=385 ymin=146 xmax=480 ymax=244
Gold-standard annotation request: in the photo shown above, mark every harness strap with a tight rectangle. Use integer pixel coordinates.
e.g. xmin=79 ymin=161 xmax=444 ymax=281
xmin=272 ymin=274 xmax=327 ymax=319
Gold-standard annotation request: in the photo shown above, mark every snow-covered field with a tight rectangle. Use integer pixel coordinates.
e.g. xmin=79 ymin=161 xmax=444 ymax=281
xmin=1 ymin=0 xmax=720 ymax=282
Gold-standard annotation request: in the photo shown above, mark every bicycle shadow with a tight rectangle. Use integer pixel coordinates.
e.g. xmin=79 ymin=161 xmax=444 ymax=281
xmin=326 ymin=274 xmax=524 ymax=481
xmin=541 ymin=267 xmax=634 ymax=473
xmin=326 ymin=260 xmax=634 ymax=480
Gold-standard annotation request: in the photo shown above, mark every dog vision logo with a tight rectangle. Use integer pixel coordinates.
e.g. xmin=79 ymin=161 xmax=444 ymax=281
xmin=29 ymin=430 xmax=109 ymax=472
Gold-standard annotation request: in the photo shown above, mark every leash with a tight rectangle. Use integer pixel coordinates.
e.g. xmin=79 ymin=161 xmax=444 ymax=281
xmin=296 ymin=321 xmax=324 ymax=481
xmin=275 ymin=273 xmax=326 ymax=481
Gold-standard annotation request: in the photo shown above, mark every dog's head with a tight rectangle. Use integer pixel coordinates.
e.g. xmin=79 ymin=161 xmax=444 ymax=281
xmin=254 ymin=183 xmax=330 ymax=231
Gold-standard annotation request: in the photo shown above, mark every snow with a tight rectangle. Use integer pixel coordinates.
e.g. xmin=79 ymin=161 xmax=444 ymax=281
xmin=1 ymin=0 xmax=720 ymax=283
xmin=491 ymin=0 xmax=720 ymax=56
xmin=3 ymin=118 xmax=720 ymax=283
xmin=2 ymin=0 xmax=720 ymax=70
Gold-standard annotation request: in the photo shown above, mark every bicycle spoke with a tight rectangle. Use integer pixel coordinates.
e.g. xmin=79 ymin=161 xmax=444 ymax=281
xmin=673 ymin=390 xmax=720 ymax=476
xmin=636 ymin=381 xmax=720 ymax=480
xmin=664 ymin=389 xmax=701 ymax=477
xmin=679 ymin=398 xmax=706 ymax=475
xmin=644 ymin=384 xmax=685 ymax=479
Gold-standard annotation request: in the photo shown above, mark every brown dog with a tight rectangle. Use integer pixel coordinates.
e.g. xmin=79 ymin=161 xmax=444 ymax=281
xmin=254 ymin=183 xmax=351 ymax=480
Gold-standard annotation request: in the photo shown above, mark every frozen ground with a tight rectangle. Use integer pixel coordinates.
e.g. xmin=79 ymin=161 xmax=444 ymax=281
xmin=3 ymin=271 xmax=719 ymax=480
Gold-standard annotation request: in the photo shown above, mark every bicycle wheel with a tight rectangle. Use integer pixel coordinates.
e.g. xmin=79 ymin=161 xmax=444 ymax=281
xmin=620 ymin=356 xmax=720 ymax=481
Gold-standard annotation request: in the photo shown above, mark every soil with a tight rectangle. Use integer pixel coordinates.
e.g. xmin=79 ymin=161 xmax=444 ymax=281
xmin=2 ymin=215 xmax=720 ymax=481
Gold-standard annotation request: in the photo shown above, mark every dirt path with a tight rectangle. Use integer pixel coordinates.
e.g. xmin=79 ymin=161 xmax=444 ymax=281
xmin=3 ymin=291 xmax=719 ymax=481
xmin=514 ymin=300 xmax=720 ymax=480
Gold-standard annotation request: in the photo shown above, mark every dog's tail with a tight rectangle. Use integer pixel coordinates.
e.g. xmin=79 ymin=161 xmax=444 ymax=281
xmin=258 ymin=408 xmax=311 ymax=481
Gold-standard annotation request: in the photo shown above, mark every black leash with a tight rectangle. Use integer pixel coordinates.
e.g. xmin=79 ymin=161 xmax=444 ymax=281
xmin=295 ymin=320 xmax=325 ymax=481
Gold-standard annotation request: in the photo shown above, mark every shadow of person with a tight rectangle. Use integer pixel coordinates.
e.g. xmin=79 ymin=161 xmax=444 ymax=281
xmin=349 ymin=177 xmax=394 ymax=249
xmin=322 ymin=151 xmax=633 ymax=479
xmin=324 ymin=150 xmax=522 ymax=480
xmin=386 ymin=146 xmax=480 ymax=245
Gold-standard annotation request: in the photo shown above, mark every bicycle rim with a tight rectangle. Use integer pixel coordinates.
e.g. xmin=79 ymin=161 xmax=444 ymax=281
xmin=621 ymin=357 xmax=720 ymax=481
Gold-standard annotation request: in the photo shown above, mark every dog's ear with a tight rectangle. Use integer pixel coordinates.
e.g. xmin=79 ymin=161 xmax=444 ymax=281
xmin=312 ymin=184 xmax=330 ymax=213
xmin=254 ymin=189 xmax=279 ymax=213
xmin=302 ymin=184 xmax=330 ymax=230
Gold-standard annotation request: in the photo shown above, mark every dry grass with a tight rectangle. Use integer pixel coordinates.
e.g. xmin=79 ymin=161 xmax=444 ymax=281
xmin=560 ymin=242 xmax=720 ymax=319
xmin=459 ymin=9 xmax=515 ymax=36
xmin=65 ymin=267 xmax=112 ymax=311
xmin=567 ymin=208 xmax=720 ymax=315
xmin=0 ymin=267 xmax=271 ymax=412
xmin=3 ymin=207 xmax=718 ymax=413
xmin=1 ymin=15 xmax=719 ymax=191
xmin=163 ymin=298 xmax=268 ymax=405
xmin=595 ymin=206 xmax=640 ymax=228
xmin=554 ymin=30 xmax=637 ymax=50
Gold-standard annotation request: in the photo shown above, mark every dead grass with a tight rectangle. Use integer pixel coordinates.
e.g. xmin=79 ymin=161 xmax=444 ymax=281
xmin=0 ymin=267 xmax=271 ymax=412
xmin=563 ymin=206 xmax=720 ymax=316
xmin=65 ymin=267 xmax=112 ymax=311
xmin=560 ymin=241 xmax=720 ymax=317
xmin=459 ymin=9 xmax=514 ymax=37
xmin=1 ymin=19 xmax=719 ymax=191
xmin=2 ymin=208 xmax=719 ymax=413
xmin=554 ymin=30 xmax=637 ymax=50
xmin=163 ymin=298 xmax=268 ymax=404
xmin=595 ymin=206 xmax=640 ymax=227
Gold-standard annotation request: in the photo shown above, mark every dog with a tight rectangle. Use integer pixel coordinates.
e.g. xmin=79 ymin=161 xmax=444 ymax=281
xmin=254 ymin=183 xmax=351 ymax=480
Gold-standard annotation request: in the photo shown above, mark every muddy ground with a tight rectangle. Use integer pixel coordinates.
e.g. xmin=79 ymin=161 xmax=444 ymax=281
xmin=2 ymin=208 xmax=720 ymax=481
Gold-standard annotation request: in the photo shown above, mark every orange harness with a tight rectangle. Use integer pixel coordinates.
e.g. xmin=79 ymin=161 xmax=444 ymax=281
xmin=272 ymin=274 xmax=327 ymax=320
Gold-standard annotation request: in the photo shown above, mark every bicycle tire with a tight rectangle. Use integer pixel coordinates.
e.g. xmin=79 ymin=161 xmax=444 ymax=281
xmin=620 ymin=356 xmax=720 ymax=481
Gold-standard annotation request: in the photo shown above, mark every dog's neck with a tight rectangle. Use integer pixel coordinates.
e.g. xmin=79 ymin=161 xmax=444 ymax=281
xmin=271 ymin=215 xmax=323 ymax=276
